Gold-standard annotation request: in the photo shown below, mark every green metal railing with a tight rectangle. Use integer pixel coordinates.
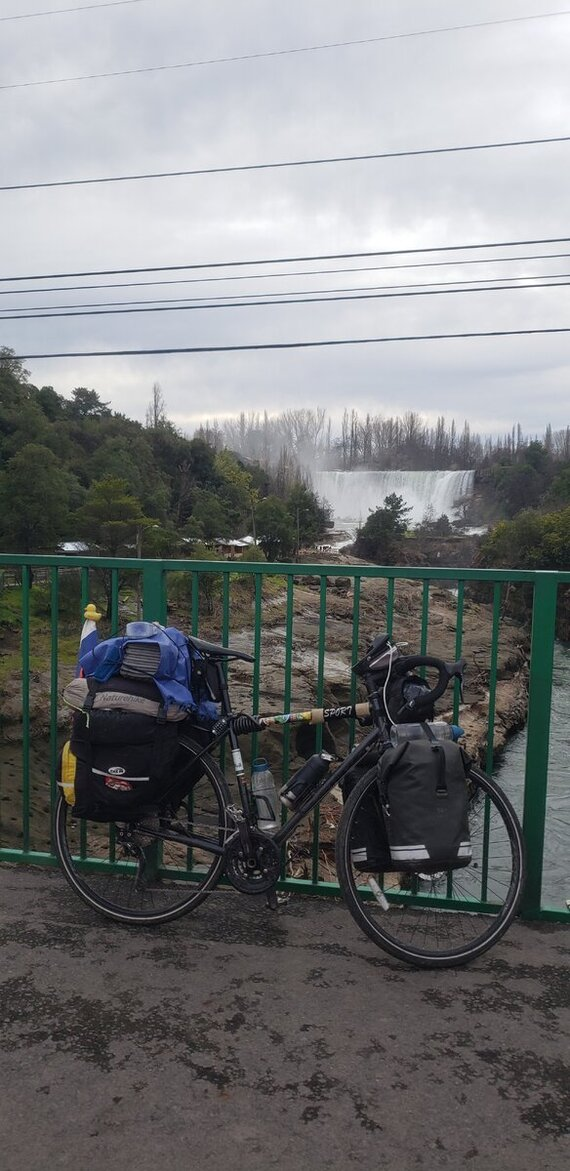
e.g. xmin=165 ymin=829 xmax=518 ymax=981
xmin=0 ymin=553 xmax=568 ymax=921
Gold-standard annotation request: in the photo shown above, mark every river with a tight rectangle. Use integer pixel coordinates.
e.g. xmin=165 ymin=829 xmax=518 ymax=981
xmin=496 ymin=641 xmax=570 ymax=912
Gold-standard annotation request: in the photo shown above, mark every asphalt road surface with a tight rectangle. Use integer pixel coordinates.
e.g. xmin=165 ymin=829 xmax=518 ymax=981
xmin=0 ymin=867 xmax=568 ymax=1170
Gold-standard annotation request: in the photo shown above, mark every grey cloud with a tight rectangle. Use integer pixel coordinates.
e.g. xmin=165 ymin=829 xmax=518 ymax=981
xmin=1 ymin=0 xmax=569 ymax=436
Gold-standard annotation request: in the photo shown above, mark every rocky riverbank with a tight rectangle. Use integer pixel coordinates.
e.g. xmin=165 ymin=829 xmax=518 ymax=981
xmin=213 ymin=560 xmax=530 ymax=771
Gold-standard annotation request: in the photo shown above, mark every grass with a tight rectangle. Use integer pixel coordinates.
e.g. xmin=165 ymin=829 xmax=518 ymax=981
xmin=0 ymin=585 xmax=81 ymax=688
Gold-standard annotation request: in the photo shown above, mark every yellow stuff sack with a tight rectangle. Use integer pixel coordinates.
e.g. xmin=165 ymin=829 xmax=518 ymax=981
xmin=59 ymin=740 xmax=77 ymax=805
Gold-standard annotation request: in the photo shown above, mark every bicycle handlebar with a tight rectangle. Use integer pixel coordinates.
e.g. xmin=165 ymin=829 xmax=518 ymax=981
xmin=392 ymin=653 xmax=467 ymax=713
xmin=226 ymin=651 xmax=467 ymax=734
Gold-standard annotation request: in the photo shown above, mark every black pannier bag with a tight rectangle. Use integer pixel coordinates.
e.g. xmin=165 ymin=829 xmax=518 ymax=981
xmin=340 ymin=751 xmax=393 ymax=873
xmin=59 ymin=677 xmax=181 ymax=822
xmin=378 ymin=738 xmax=472 ymax=873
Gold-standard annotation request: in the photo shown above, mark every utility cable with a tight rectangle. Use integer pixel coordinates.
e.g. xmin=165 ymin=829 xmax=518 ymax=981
xmin=0 ymin=0 xmax=148 ymax=21
xmin=2 ymin=235 xmax=570 ymax=282
xmin=6 ymin=271 xmax=570 ymax=314
xmin=2 ymin=277 xmax=569 ymax=320
xmin=2 ymin=136 xmax=568 ymax=193
xmin=3 ymin=252 xmax=570 ymax=297
xmin=1 ymin=9 xmax=569 ymax=86
xmin=12 ymin=328 xmax=570 ymax=360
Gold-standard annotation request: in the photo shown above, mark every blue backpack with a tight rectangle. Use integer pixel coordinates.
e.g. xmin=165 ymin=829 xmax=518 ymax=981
xmin=78 ymin=623 xmax=219 ymax=721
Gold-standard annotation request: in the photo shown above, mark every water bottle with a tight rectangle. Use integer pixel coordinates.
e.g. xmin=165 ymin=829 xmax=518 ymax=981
xmin=279 ymin=752 xmax=335 ymax=810
xmin=389 ymin=722 xmax=464 ymax=746
xmin=251 ymin=758 xmax=280 ymax=834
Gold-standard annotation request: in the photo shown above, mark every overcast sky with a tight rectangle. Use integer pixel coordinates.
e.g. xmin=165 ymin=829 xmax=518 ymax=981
xmin=1 ymin=0 xmax=569 ymax=439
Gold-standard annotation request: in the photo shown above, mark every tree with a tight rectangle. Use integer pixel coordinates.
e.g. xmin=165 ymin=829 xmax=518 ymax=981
xmin=190 ymin=488 xmax=231 ymax=540
xmin=214 ymin=448 xmax=255 ymax=532
xmin=0 ymin=444 xmax=71 ymax=552
xmin=0 ymin=353 xmax=49 ymax=459
xmin=546 ymin=467 xmax=570 ymax=507
xmin=85 ymin=435 xmax=170 ymax=519
xmin=416 ymin=507 xmax=452 ymax=537
xmin=75 ymin=476 xmax=151 ymax=556
xmin=493 ymin=463 xmax=543 ymax=518
xmin=255 ymin=496 xmax=295 ymax=560
xmin=353 ymin=494 xmax=411 ymax=563
xmin=0 ymin=347 xmax=29 ymax=384
xmin=145 ymin=381 xmax=167 ymax=429
xmin=480 ymin=507 xmax=570 ymax=573
xmin=286 ymin=481 xmax=333 ymax=550
xmin=35 ymin=385 xmax=66 ymax=421
xmin=67 ymin=388 xmax=111 ymax=419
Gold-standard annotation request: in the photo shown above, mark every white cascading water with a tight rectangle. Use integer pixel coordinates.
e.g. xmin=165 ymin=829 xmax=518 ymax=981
xmin=312 ymin=469 xmax=475 ymax=530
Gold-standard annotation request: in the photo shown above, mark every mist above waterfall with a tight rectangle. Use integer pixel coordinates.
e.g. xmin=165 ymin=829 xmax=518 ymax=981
xmin=312 ymin=469 xmax=475 ymax=529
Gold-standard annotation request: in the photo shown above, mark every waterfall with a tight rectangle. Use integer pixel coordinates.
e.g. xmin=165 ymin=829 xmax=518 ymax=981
xmin=312 ymin=469 xmax=475 ymax=529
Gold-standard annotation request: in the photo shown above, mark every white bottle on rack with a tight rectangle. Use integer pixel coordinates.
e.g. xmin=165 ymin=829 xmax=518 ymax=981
xmin=389 ymin=722 xmax=464 ymax=746
xmin=251 ymin=758 xmax=280 ymax=834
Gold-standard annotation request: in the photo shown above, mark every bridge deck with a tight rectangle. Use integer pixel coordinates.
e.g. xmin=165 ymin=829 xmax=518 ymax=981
xmin=0 ymin=866 xmax=568 ymax=1170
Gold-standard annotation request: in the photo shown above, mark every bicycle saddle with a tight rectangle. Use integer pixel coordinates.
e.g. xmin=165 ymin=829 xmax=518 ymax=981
xmin=187 ymin=634 xmax=255 ymax=663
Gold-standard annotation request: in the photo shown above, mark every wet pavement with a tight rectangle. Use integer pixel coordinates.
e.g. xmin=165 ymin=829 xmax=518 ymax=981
xmin=0 ymin=866 xmax=568 ymax=1170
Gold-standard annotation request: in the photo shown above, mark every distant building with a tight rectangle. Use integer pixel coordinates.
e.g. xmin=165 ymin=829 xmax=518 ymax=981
xmin=214 ymin=536 xmax=256 ymax=560
xmin=58 ymin=541 xmax=90 ymax=554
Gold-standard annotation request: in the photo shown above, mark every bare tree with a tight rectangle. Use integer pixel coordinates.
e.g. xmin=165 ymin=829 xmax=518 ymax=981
xmin=145 ymin=382 xmax=167 ymax=429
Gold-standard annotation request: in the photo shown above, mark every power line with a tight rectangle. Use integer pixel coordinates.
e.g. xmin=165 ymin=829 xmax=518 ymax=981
xmin=3 ymin=251 xmax=570 ymax=297
xmin=12 ymin=328 xmax=570 ymax=360
xmin=1 ymin=135 xmax=568 ymax=193
xmin=2 ymin=8 xmax=569 ymax=87
xmin=2 ymin=278 xmax=569 ymax=321
xmin=0 ymin=0 xmax=148 ymax=21
xmin=3 ymin=235 xmax=570 ymax=283
xmin=6 ymin=270 xmax=570 ymax=316
xmin=6 ymin=272 xmax=570 ymax=314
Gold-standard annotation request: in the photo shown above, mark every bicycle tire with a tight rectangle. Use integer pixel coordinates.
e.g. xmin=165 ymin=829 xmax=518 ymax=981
xmin=336 ymin=764 xmax=525 ymax=968
xmin=54 ymin=738 xmax=232 ymax=925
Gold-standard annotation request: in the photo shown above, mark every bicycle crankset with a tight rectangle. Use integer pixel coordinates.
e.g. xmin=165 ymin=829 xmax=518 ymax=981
xmin=223 ymin=829 xmax=281 ymax=894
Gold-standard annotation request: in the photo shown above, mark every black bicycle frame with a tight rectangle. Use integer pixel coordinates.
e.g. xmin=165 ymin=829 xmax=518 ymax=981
xmin=272 ymin=726 xmax=383 ymax=847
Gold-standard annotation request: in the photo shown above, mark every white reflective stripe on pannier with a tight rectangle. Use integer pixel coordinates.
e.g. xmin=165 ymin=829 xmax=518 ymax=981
xmin=389 ymin=845 xmax=430 ymax=861
xmin=91 ymin=767 xmax=151 ymax=783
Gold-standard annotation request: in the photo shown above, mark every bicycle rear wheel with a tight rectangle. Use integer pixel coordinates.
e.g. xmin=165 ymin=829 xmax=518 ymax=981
xmin=336 ymin=765 xmax=525 ymax=968
xmin=54 ymin=738 xmax=231 ymax=925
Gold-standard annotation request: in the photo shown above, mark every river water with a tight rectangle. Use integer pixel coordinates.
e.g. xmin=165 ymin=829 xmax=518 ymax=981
xmin=496 ymin=641 xmax=570 ymax=911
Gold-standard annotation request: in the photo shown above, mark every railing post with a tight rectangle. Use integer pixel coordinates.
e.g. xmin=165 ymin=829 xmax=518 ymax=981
xmin=141 ymin=561 xmax=166 ymax=624
xmin=520 ymin=572 xmax=558 ymax=917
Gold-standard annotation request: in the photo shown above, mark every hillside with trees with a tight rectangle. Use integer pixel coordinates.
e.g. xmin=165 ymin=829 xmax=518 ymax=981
xmin=0 ymin=349 xmax=332 ymax=560
xmin=1 ymin=347 xmax=568 ymax=589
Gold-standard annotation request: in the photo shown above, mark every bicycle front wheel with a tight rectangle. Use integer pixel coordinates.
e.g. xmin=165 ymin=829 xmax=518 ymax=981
xmin=336 ymin=765 xmax=525 ymax=968
xmin=54 ymin=738 xmax=232 ymax=925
